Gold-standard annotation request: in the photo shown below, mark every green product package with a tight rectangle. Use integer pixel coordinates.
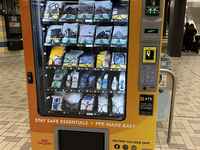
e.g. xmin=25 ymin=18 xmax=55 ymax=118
xmin=51 ymin=69 xmax=68 ymax=88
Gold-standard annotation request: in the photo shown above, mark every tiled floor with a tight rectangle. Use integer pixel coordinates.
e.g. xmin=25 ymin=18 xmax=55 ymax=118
xmin=1 ymin=50 xmax=200 ymax=150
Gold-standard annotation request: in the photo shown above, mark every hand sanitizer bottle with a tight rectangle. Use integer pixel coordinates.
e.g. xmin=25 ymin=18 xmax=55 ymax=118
xmin=112 ymin=77 xmax=118 ymax=90
xmin=97 ymin=77 xmax=102 ymax=90
xmin=66 ymin=75 xmax=71 ymax=88
xmin=119 ymin=72 xmax=125 ymax=91
xmin=102 ymin=74 xmax=108 ymax=90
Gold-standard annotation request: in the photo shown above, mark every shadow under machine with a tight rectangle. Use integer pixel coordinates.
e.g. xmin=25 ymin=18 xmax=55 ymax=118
xmin=20 ymin=0 xmax=165 ymax=149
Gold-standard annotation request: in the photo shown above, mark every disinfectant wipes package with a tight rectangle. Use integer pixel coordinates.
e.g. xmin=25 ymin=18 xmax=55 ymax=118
xmin=78 ymin=24 xmax=96 ymax=45
xmin=94 ymin=26 xmax=113 ymax=45
xmin=43 ymin=1 xmax=64 ymax=19
xmin=62 ymin=23 xmax=78 ymax=44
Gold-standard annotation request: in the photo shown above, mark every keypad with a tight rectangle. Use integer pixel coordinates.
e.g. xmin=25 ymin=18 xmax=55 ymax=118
xmin=141 ymin=66 xmax=156 ymax=84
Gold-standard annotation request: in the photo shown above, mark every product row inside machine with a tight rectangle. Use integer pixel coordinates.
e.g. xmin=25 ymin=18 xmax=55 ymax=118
xmin=46 ymin=69 xmax=126 ymax=92
xmin=46 ymin=90 xmax=125 ymax=118
xmin=45 ymin=46 xmax=127 ymax=70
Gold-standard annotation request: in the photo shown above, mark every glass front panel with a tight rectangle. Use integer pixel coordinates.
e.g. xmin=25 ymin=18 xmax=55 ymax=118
xmin=30 ymin=0 xmax=130 ymax=120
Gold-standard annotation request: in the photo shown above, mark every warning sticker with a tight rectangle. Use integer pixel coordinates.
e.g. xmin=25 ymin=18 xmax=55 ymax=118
xmin=159 ymin=75 xmax=167 ymax=88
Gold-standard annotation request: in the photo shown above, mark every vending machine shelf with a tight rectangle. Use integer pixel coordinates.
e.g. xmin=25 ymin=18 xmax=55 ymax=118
xmin=46 ymin=88 xmax=125 ymax=94
xmin=45 ymin=66 xmax=126 ymax=72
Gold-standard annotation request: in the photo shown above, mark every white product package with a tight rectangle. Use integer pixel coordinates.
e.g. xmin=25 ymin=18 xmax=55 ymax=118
xmin=98 ymin=94 xmax=108 ymax=113
xmin=112 ymin=94 xmax=125 ymax=114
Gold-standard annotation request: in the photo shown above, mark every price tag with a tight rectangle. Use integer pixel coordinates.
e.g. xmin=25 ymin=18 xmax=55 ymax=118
xmin=85 ymin=20 xmax=92 ymax=22
xmin=86 ymin=45 xmax=92 ymax=47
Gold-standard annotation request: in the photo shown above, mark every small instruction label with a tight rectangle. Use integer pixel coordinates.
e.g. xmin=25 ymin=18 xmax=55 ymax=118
xmin=159 ymin=75 xmax=167 ymax=87
xmin=139 ymin=95 xmax=154 ymax=116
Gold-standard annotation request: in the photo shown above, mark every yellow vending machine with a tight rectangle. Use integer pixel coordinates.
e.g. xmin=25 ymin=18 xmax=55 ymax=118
xmin=20 ymin=0 xmax=165 ymax=149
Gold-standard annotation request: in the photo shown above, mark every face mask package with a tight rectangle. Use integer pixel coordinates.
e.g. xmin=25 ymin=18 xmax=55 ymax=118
xmin=51 ymin=95 xmax=64 ymax=111
xmin=48 ymin=46 xmax=65 ymax=66
xmin=79 ymin=54 xmax=95 ymax=68
xmin=45 ymin=25 xmax=62 ymax=45
xmin=79 ymin=71 xmax=91 ymax=89
xmin=62 ymin=23 xmax=78 ymax=45
xmin=71 ymin=70 xmax=80 ymax=88
xmin=51 ymin=69 xmax=68 ymax=88
xmin=112 ymin=7 xmax=129 ymax=22
xmin=96 ymin=51 xmax=111 ymax=68
xmin=98 ymin=94 xmax=108 ymax=113
xmin=94 ymin=1 xmax=112 ymax=21
xmin=78 ymin=24 xmax=96 ymax=46
xmin=60 ymin=5 xmax=78 ymax=20
xmin=94 ymin=26 xmax=113 ymax=46
xmin=63 ymin=50 xmax=84 ymax=67
xmin=80 ymin=94 xmax=95 ymax=112
xmin=77 ymin=1 xmax=94 ymax=21
xmin=111 ymin=26 xmax=128 ymax=47
xmin=111 ymin=52 xmax=127 ymax=69
xmin=43 ymin=1 xmax=64 ymax=20
xmin=112 ymin=94 xmax=125 ymax=115
xmin=64 ymin=92 xmax=83 ymax=110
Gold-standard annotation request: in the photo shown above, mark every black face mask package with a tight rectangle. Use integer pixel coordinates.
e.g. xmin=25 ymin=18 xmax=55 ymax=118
xmin=111 ymin=26 xmax=128 ymax=47
xmin=43 ymin=1 xmax=64 ymax=20
xmin=77 ymin=1 xmax=95 ymax=21
xmin=60 ymin=5 xmax=78 ymax=20
xmin=45 ymin=25 xmax=63 ymax=45
xmin=62 ymin=23 xmax=78 ymax=45
xmin=94 ymin=1 xmax=113 ymax=21
xmin=78 ymin=24 xmax=96 ymax=46
xmin=94 ymin=26 xmax=113 ymax=46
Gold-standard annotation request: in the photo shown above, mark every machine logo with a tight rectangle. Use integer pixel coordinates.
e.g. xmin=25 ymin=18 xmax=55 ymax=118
xmin=38 ymin=140 xmax=52 ymax=145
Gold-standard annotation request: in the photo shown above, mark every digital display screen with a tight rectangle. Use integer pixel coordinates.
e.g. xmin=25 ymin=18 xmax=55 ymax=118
xmin=145 ymin=50 xmax=154 ymax=60
xmin=146 ymin=0 xmax=160 ymax=6
xmin=59 ymin=130 xmax=105 ymax=150
xmin=145 ymin=29 xmax=158 ymax=33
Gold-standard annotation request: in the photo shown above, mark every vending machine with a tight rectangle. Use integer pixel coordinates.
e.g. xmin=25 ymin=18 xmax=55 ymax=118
xmin=20 ymin=0 xmax=165 ymax=149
